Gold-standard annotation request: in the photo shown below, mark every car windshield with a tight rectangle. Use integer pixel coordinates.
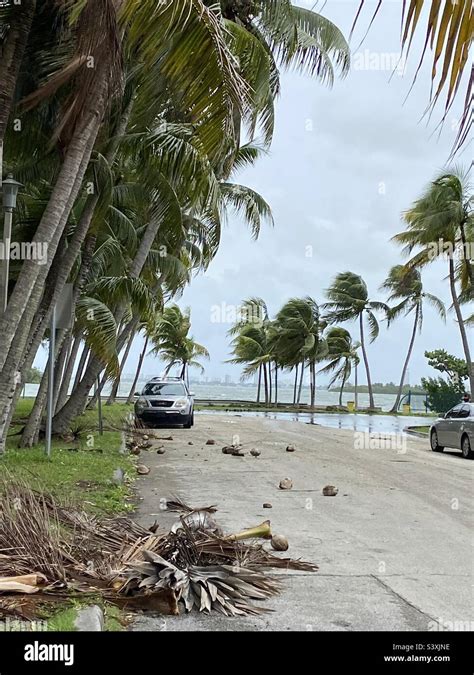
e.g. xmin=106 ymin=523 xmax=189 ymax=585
xmin=142 ymin=382 xmax=186 ymax=396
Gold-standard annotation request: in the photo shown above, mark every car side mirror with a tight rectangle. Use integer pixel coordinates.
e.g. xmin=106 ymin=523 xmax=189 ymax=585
xmin=189 ymin=392 xmax=195 ymax=397
xmin=134 ymin=392 xmax=140 ymax=397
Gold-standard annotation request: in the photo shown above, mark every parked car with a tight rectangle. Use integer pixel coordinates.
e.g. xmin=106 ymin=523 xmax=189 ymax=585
xmin=430 ymin=403 xmax=473 ymax=459
xmin=134 ymin=378 xmax=194 ymax=428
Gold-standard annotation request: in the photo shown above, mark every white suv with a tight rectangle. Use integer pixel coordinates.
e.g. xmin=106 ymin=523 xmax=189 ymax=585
xmin=134 ymin=378 xmax=194 ymax=428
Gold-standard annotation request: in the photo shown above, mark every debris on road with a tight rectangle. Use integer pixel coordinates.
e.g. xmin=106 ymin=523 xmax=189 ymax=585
xmin=0 ymin=573 xmax=48 ymax=594
xmin=0 ymin=481 xmax=317 ymax=619
xmin=156 ymin=448 xmax=166 ymax=455
xmin=263 ymin=503 xmax=272 ymax=509
xmin=250 ymin=448 xmax=261 ymax=457
xmin=279 ymin=478 xmax=293 ymax=490
xmin=271 ymin=535 xmax=289 ymax=551
xmin=322 ymin=485 xmax=338 ymax=496
xmin=286 ymin=444 xmax=296 ymax=452
xmin=137 ymin=465 xmax=150 ymax=475
xmin=206 ymin=439 xmax=216 ymax=445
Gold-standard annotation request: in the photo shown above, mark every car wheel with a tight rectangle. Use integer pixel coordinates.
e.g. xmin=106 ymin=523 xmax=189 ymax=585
xmin=183 ymin=412 xmax=193 ymax=429
xmin=461 ymin=434 xmax=473 ymax=459
xmin=430 ymin=429 xmax=444 ymax=452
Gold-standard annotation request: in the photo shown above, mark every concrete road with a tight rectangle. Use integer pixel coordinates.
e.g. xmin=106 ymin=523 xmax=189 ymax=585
xmin=131 ymin=413 xmax=474 ymax=631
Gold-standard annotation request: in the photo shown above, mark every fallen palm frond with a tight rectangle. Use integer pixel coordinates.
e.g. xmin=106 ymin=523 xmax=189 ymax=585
xmin=166 ymin=497 xmax=218 ymax=514
xmin=0 ymin=574 xmax=48 ymax=594
xmin=0 ymin=479 xmax=318 ymax=617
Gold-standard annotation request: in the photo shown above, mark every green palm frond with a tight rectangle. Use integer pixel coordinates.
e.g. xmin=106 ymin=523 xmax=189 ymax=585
xmin=76 ymin=296 xmax=119 ymax=375
xmin=220 ymin=182 xmax=273 ymax=239
xmin=260 ymin=0 xmax=350 ymax=81
xmin=121 ymin=0 xmax=250 ymax=161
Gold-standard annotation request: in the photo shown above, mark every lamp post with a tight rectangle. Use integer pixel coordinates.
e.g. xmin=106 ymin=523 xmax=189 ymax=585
xmin=1 ymin=174 xmax=23 ymax=314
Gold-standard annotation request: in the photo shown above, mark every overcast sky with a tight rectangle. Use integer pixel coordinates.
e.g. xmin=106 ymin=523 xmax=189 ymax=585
xmin=37 ymin=1 xmax=473 ymax=386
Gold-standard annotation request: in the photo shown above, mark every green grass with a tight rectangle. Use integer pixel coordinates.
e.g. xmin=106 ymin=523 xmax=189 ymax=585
xmin=1 ymin=399 xmax=136 ymax=515
xmin=45 ymin=600 xmax=125 ymax=632
xmin=406 ymin=425 xmax=430 ymax=435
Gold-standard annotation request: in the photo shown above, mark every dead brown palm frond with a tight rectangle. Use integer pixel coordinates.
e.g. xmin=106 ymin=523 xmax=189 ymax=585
xmin=166 ymin=497 xmax=218 ymax=514
xmin=119 ymin=552 xmax=280 ymax=616
xmin=0 ymin=479 xmax=67 ymax=582
xmin=0 ymin=479 xmax=317 ymax=617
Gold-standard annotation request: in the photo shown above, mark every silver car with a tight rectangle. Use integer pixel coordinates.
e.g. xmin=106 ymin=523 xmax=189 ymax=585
xmin=134 ymin=378 xmax=194 ymax=428
xmin=430 ymin=403 xmax=473 ymax=459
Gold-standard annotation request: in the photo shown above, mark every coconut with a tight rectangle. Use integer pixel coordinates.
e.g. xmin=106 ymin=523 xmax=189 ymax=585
xmin=271 ymin=534 xmax=289 ymax=551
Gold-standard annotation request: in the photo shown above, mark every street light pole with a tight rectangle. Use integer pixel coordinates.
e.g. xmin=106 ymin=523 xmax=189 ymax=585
xmin=1 ymin=174 xmax=23 ymax=315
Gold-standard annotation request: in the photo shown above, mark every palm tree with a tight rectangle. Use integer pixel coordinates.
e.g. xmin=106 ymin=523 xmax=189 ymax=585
xmin=381 ymin=266 xmax=446 ymax=413
xmin=228 ymin=321 xmax=273 ymax=404
xmin=228 ymin=298 xmax=272 ymax=403
xmin=319 ymin=327 xmax=360 ymax=407
xmin=273 ymin=297 xmax=326 ymax=408
xmin=219 ymin=0 xmax=350 ymax=148
xmin=0 ymin=0 xmax=253 ymax=449
xmin=323 ymin=272 xmax=388 ymax=410
xmin=393 ymin=169 xmax=473 ymax=394
xmin=150 ymin=306 xmax=209 ymax=385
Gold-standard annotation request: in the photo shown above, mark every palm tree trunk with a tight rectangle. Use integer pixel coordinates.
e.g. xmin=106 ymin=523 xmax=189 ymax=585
xmin=52 ymin=329 xmax=71 ymax=412
xmin=53 ymin=214 xmax=164 ymax=432
xmin=390 ymin=305 xmax=420 ymax=413
xmin=297 ymin=361 xmax=304 ymax=405
xmin=459 ymin=221 xmax=474 ymax=288
xmin=0 ymin=145 xmax=96 ymax=453
xmin=274 ymin=364 xmax=278 ymax=405
xmin=293 ymin=365 xmax=299 ymax=405
xmin=0 ymin=60 xmax=120 ymax=449
xmin=0 ymin=81 xmax=107 ymax=371
xmin=73 ymin=344 xmax=90 ymax=392
xmin=267 ymin=363 xmax=272 ymax=405
xmin=56 ymin=331 xmax=82 ymax=412
xmin=19 ymin=328 xmax=66 ymax=448
xmin=263 ymin=363 xmax=269 ymax=405
xmin=339 ymin=359 xmax=350 ymax=408
xmin=354 ymin=361 xmax=358 ymax=410
xmin=126 ymin=335 xmax=148 ymax=403
xmin=256 ymin=365 xmax=262 ymax=403
xmin=310 ymin=362 xmax=316 ymax=408
xmin=359 ymin=313 xmax=375 ymax=409
xmin=106 ymin=329 xmax=135 ymax=405
xmin=449 ymin=259 xmax=474 ymax=394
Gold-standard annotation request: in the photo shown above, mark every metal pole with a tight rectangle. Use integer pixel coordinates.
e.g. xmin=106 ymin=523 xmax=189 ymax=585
xmin=1 ymin=208 xmax=13 ymax=314
xmin=97 ymin=376 xmax=103 ymax=436
xmin=45 ymin=305 xmax=56 ymax=458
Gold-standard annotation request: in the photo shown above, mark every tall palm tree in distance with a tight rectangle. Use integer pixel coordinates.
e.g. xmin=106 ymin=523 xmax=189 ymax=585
xmin=381 ymin=265 xmax=446 ymax=413
xmin=323 ymin=272 xmax=388 ymax=410
xmin=150 ymin=305 xmax=209 ymax=385
xmin=319 ymin=327 xmax=360 ymax=407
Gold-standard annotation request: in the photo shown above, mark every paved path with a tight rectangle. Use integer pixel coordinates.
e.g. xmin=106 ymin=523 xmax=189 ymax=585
xmin=131 ymin=413 xmax=473 ymax=631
